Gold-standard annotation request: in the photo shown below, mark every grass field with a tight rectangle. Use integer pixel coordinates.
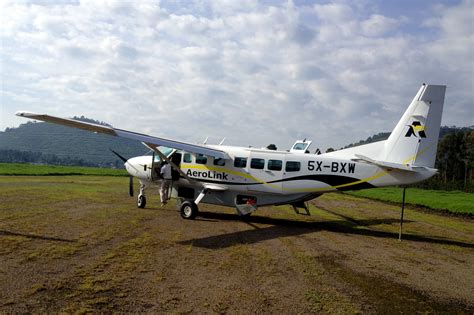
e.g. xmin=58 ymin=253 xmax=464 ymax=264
xmin=0 ymin=175 xmax=473 ymax=313
xmin=0 ymin=162 xmax=128 ymax=176
xmin=346 ymin=187 xmax=474 ymax=215
xmin=2 ymin=162 xmax=472 ymax=214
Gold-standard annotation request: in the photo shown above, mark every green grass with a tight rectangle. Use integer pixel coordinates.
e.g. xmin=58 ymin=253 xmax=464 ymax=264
xmin=0 ymin=163 xmax=127 ymax=176
xmin=346 ymin=187 xmax=474 ymax=214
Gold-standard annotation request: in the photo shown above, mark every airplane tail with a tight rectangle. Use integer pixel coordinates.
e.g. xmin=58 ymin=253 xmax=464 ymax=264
xmin=383 ymin=84 xmax=446 ymax=168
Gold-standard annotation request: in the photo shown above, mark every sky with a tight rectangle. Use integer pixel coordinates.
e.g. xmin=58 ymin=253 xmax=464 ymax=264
xmin=1 ymin=0 xmax=473 ymax=151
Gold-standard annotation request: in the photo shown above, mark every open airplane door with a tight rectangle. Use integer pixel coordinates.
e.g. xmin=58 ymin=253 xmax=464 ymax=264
xmin=170 ymin=152 xmax=182 ymax=181
xmin=141 ymin=144 xmax=177 ymax=182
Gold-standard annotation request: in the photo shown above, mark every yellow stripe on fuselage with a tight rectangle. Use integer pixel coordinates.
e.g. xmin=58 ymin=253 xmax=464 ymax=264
xmin=182 ymin=164 xmax=389 ymax=193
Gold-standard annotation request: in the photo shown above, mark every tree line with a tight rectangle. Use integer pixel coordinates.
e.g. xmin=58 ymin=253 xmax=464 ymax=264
xmin=418 ymin=129 xmax=473 ymax=192
xmin=0 ymin=149 xmax=124 ymax=169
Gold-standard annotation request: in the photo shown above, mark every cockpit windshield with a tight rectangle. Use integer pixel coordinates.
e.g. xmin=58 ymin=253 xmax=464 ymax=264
xmin=290 ymin=140 xmax=313 ymax=153
xmin=292 ymin=143 xmax=309 ymax=151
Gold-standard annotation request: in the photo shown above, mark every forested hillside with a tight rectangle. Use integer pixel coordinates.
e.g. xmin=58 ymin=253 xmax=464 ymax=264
xmin=0 ymin=117 xmax=147 ymax=167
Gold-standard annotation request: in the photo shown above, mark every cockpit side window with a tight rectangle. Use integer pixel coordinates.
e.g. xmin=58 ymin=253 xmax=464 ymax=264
xmin=183 ymin=153 xmax=192 ymax=163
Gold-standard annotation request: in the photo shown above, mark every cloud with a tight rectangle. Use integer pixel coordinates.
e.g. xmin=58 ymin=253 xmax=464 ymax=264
xmin=1 ymin=0 xmax=472 ymax=152
xmin=361 ymin=14 xmax=400 ymax=37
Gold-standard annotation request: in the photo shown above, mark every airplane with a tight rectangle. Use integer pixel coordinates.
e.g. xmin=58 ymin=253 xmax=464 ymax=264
xmin=16 ymin=84 xmax=446 ymax=220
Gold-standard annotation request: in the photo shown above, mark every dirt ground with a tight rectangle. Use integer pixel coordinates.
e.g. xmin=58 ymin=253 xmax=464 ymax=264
xmin=0 ymin=176 xmax=473 ymax=313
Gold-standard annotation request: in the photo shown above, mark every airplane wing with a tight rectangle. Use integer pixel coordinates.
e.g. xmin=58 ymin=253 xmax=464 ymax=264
xmin=15 ymin=111 xmax=230 ymax=159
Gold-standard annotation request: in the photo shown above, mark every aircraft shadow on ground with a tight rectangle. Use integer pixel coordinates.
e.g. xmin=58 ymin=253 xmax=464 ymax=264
xmin=178 ymin=212 xmax=474 ymax=250
xmin=0 ymin=230 xmax=76 ymax=243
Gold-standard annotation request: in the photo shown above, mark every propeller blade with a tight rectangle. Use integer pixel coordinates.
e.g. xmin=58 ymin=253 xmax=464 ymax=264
xmin=129 ymin=176 xmax=134 ymax=197
xmin=110 ymin=149 xmax=128 ymax=163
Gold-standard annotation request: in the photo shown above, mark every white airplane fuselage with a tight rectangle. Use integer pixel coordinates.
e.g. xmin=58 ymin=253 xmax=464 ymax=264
xmin=125 ymin=143 xmax=436 ymax=209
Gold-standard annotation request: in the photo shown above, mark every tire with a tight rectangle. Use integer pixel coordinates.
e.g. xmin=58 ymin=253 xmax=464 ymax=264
xmin=180 ymin=201 xmax=198 ymax=219
xmin=137 ymin=195 xmax=146 ymax=208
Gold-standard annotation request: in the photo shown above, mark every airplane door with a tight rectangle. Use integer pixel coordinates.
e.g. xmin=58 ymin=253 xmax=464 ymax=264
xmin=150 ymin=153 xmax=160 ymax=181
xmin=171 ymin=152 xmax=182 ymax=181
xmin=281 ymin=157 xmax=303 ymax=192
xmin=247 ymin=152 xmax=284 ymax=193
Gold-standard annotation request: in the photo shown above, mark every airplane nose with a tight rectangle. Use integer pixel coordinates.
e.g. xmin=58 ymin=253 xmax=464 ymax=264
xmin=125 ymin=157 xmax=140 ymax=176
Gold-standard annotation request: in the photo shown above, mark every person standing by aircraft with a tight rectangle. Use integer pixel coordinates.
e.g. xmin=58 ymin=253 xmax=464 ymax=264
xmin=160 ymin=161 xmax=172 ymax=207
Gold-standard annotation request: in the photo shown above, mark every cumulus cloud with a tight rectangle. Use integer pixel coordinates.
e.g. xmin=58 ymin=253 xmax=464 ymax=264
xmin=1 ymin=0 xmax=472 ymax=151
xmin=361 ymin=14 xmax=400 ymax=37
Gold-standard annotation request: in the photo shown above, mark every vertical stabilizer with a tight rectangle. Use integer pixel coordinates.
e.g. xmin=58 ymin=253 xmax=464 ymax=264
xmin=383 ymin=84 xmax=446 ymax=168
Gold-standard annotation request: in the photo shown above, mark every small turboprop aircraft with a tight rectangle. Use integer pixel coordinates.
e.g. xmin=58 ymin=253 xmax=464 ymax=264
xmin=16 ymin=84 xmax=445 ymax=220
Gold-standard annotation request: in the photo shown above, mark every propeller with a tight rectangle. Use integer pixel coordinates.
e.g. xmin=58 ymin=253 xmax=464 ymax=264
xmin=129 ymin=175 xmax=134 ymax=197
xmin=110 ymin=149 xmax=134 ymax=197
xmin=110 ymin=149 xmax=128 ymax=163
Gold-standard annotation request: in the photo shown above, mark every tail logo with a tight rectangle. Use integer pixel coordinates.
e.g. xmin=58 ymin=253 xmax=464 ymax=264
xmin=405 ymin=121 xmax=426 ymax=138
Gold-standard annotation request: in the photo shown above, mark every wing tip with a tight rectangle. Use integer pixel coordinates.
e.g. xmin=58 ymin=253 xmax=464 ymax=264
xmin=15 ymin=111 xmax=39 ymax=117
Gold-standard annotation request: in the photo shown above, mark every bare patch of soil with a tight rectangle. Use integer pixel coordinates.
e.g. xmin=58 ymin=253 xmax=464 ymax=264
xmin=0 ymin=176 xmax=473 ymax=313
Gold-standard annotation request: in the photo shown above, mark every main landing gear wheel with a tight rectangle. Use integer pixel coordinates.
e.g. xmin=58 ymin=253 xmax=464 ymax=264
xmin=180 ymin=201 xmax=198 ymax=220
xmin=137 ymin=195 xmax=146 ymax=208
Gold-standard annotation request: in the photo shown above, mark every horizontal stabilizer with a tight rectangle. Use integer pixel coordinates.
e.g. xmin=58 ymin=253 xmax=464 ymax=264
xmin=353 ymin=154 xmax=435 ymax=172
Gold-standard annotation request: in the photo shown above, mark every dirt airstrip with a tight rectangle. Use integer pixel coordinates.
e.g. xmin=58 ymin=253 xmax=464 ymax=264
xmin=0 ymin=176 xmax=473 ymax=313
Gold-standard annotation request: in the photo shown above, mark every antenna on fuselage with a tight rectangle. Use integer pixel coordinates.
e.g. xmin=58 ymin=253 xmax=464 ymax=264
xmin=218 ymin=137 xmax=226 ymax=145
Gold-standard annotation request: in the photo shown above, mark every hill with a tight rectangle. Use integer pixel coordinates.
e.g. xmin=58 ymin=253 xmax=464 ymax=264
xmin=0 ymin=118 xmax=148 ymax=167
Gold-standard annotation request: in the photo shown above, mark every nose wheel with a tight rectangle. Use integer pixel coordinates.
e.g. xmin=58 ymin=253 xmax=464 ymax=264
xmin=137 ymin=182 xmax=147 ymax=208
xmin=137 ymin=195 xmax=146 ymax=208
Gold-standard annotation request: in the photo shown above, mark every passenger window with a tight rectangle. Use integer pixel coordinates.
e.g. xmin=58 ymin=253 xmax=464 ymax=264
xmin=183 ymin=153 xmax=192 ymax=163
xmin=213 ymin=158 xmax=225 ymax=166
xmin=234 ymin=157 xmax=247 ymax=168
xmin=285 ymin=161 xmax=300 ymax=172
xmin=268 ymin=159 xmax=282 ymax=171
xmin=250 ymin=158 xmax=265 ymax=169
xmin=196 ymin=154 xmax=207 ymax=164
